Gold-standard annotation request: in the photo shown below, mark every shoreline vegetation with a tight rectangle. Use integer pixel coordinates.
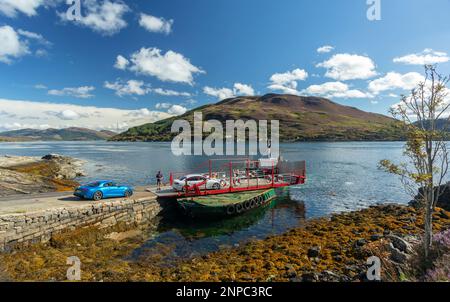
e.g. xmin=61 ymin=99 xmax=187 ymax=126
xmin=0 ymin=154 xmax=84 ymax=197
xmin=0 ymin=203 xmax=448 ymax=282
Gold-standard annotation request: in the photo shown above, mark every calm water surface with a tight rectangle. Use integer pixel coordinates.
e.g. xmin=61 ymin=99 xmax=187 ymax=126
xmin=0 ymin=141 xmax=411 ymax=261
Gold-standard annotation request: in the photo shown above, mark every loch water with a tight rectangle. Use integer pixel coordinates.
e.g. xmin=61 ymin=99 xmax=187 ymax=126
xmin=0 ymin=141 xmax=411 ymax=261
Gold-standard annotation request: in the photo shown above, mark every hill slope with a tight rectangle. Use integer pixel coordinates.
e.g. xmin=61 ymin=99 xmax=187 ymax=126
xmin=0 ymin=127 xmax=116 ymax=141
xmin=111 ymin=94 xmax=404 ymax=142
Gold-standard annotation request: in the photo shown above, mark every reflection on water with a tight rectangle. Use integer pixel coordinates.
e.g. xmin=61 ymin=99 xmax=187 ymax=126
xmin=130 ymin=189 xmax=306 ymax=264
xmin=0 ymin=141 xmax=413 ymax=261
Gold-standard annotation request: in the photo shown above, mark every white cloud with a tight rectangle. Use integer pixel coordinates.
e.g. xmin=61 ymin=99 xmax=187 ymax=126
xmin=0 ymin=25 xmax=29 ymax=63
xmin=270 ymin=68 xmax=308 ymax=86
xmin=104 ymin=79 xmax=150 ymax=97
xmin=391 ymin=86 xmax=450 ymax=119
xmin=50 ymin=109 xmax=81 ymax=120
xmin=233 ymin=83 xmax=255 ymax=96
xmin=302 ymin=81 xmax=372 ymax=99
xmin=131 ymin=108 xmax=151 ymax=116
xmin=203 ymin=83 xmax=255 ymax=100
xmin=155 ymin=102 xmax=187 ymax=116
xmin=59 ymin=0 xmax=130 ymax=36
xmin=168 ymin=104 xmax=187 ymax=115
xmin=34 ymin=84 xmax=47 ymax=89
xmin=267 ymin=68 xmax=308 ymax=95
xmin=0 ymin=0 xmax=44 ymax=17
xmin=203 ymin=86 xmax=234 ymax=100
xmin=184 ymin=99 xmax=197 ymax=105
xmin=126 ymin=47 xmax=205 ymax=84
xmin=152 ymin=88 xmax=191 ymax=97
xmin=48 ymin=86 xmax=95 ymax=99
xmin=0 ymin=25 xmax=51 ymax=63
xmin=0 ymin=98 xmax=171 ymax=131
xmin=114 ymin=55 xmax=129 ymax=70
xmin=393 ymin=49 xmax=450 ymax=65
xmin=317 ymin=45 xmax=334 ymax=54
xmin=268 ymin=84 xmax=300 ymax=95
xmin=35 ymin=48 xmax=48 ymax=57
xmin=139 ymin=13 xmax=173 ymax=34
xmin=17 ymin=29 xmax=51 ymax=46
xmin=316 ymin=53 xmax=377 ymax=81
xmin=0 ymin=122 xmax=51 ymax=131
xmin=368 ymin=72 xmax=424 ymax=95
xmin=155 ymin=102 xmax=172 ymax=109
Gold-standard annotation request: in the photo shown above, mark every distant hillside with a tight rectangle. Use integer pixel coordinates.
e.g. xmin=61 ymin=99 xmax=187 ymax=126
xmin=0 ymin=127 xmax=117 ymax=141
xmin=111 ymin=94 xmax=404 ymax=142
xmin=414 ymin=119 xmax=450 ymax=131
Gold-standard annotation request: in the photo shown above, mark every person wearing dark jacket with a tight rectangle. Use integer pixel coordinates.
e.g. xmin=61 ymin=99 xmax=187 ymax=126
xmin=156 ymin=171 xmax=163 ymax=191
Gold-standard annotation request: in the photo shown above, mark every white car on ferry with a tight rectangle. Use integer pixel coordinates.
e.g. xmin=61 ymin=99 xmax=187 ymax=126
xmin=172 ymin=174 xmax=226 ymax=192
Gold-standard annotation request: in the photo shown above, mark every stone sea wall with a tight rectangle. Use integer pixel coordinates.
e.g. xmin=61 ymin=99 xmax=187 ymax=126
xmin=0 ymin=197 xmax=161 ymax=252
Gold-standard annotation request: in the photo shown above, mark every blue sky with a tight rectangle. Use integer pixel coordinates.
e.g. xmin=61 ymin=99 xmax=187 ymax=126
xmin=1 ymin=0 xmax=450 ymax=131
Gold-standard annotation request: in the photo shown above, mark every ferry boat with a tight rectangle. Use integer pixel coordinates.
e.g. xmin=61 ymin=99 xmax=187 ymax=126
xmin=152 ymin=157 xmax=306 ymax=199
xmin=150 ymin=157 xmax=305 ymax=218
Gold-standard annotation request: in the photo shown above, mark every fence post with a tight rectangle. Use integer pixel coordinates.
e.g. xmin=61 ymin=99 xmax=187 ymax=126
xmin=229 ymin=162 xmax=233 ymax=191
xmin=209 ymin=160 xmax=212 ymax=178
xmin=272 ymin=162 xmax=274 ymax=186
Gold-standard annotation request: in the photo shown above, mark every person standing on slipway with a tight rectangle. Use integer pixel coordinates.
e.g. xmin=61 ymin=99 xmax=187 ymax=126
xmin=156 ymin=171 xmax=163 ymax=191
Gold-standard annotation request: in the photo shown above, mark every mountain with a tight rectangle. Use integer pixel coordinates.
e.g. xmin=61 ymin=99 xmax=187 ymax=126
xmin=111 ymin=94 xmax=404 ymax=142
xmin=0 ymin=127 xmax=117 ymax=142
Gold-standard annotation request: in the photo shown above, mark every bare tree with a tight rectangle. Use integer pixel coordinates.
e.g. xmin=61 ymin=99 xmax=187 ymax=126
xmin=379 ymin=65 xmax=450 ymax=257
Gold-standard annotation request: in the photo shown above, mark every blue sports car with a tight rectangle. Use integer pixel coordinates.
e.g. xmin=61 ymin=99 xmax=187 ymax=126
xmin=74 ymin=180 xmax=134 ymax=201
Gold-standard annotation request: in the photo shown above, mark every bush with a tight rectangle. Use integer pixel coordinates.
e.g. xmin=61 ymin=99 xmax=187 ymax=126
xmin=423 ymin=229 xmax=450 ymax=281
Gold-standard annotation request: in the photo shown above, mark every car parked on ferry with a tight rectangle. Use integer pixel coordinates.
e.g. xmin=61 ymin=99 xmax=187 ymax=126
xmin=74 ymin=180 xmax=133 ymax=201
xmin=172 ymin=174 xmax=226 ymax=192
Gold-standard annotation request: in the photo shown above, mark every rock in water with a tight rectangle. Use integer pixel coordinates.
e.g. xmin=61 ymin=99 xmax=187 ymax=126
xmin=42 ymin=154 xmax=63 ymax=160
xmin=42 ymin=154 xmax=86 ymax=179
xmin=411 ymin=183 xmax=450 ymax=211
xmin=0 ymin=154 xmax=85 ymax=197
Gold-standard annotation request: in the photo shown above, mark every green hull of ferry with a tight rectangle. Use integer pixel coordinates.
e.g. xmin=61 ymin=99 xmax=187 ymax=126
xmin=177 ymin=189 xmax=276 ymax=218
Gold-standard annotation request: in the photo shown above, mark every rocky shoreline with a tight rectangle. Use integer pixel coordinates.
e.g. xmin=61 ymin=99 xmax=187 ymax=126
xmin=0 ymin=154 xmax=85 ymax=197
xmin=0 ymin=204 xmax=448 ymax=282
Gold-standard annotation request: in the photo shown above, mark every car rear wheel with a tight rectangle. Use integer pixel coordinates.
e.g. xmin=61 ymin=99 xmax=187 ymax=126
xmin=212 ymin=183 xmax=220 ymax=190
xmin=125 ymin=190 xmax=133 ymax=198
xmin=93 ymin=191 xmax=103 ymax=201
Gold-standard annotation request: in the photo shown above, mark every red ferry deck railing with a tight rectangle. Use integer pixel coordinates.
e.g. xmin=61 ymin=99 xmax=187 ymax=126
xmin=166 ymin=159 xmax=306 ymax=198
